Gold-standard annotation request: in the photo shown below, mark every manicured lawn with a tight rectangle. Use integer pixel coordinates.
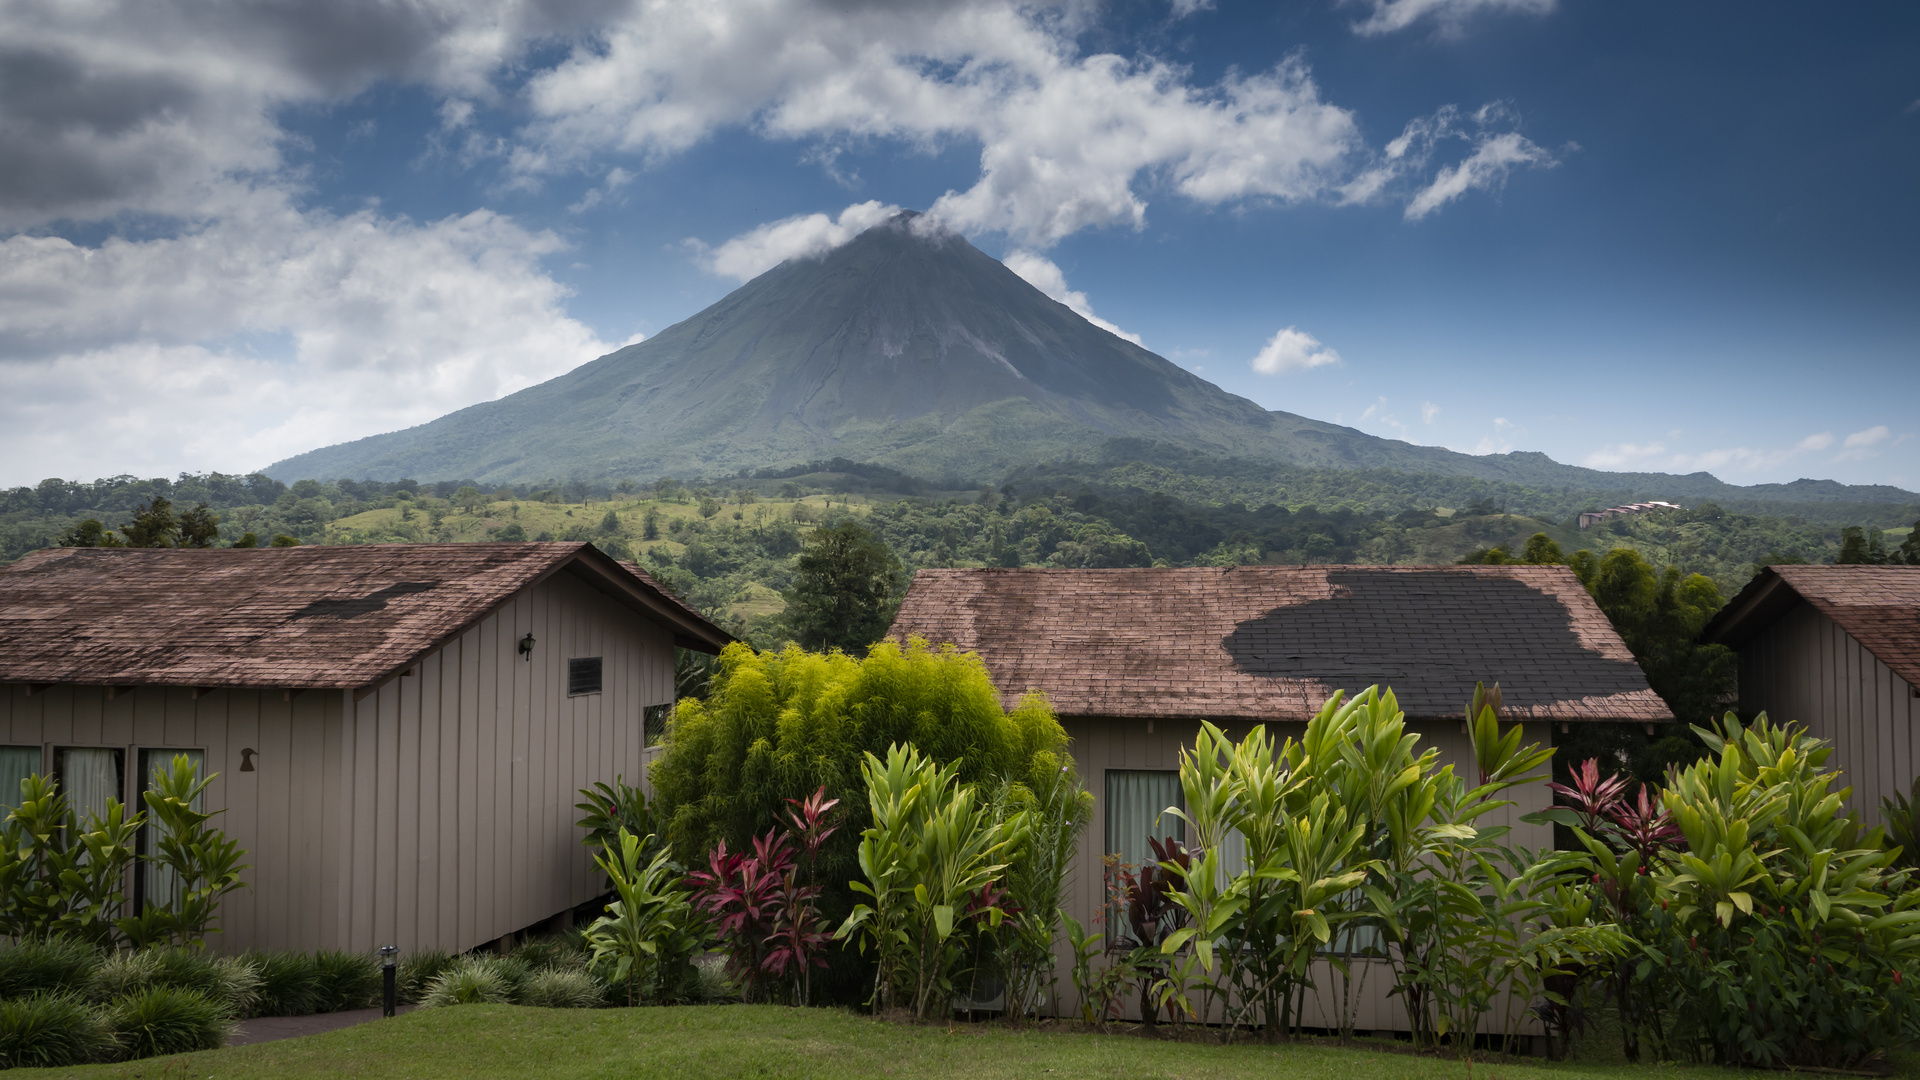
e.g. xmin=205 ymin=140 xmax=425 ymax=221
xmin=6 ymin=1005 xmax=1860 ymax=1080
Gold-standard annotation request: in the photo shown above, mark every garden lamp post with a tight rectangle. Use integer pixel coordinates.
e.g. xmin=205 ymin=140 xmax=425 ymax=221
xmin=379 ymin=945 xmax=398 ymax=1017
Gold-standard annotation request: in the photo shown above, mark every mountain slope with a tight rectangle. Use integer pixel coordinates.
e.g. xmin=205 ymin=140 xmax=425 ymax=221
xmin=266 ymin=214 xmax=1916 ymax=506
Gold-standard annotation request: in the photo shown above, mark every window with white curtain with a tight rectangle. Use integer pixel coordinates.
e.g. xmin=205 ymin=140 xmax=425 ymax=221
xmin=53 ymin=747 xmax=124 ymax=827
xmin=1104 ymin=770 xmax=1185 ymax=873
xmin=137 ymin=749 xmax=204 ymax=915
xmin=0 ymin=746 xmax=40 ymax=813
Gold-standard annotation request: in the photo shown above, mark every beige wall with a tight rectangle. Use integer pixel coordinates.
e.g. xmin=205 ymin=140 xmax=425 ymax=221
xmin=0 ymin=566 xmax=676 ymax=956
xmin=0 ymin=681 xmax=346 ymax=954
xmin=1739 ymin=600 xmax=1919 ymax=816
xmin=1056 ymin=713 xmax=1555 ymax=1033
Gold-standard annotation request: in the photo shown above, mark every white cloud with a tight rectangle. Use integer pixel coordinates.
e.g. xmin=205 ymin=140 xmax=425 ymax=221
xmin=1250 ymin=326 xmax=1342 ymax=374
xmin=1170 ymin=0 xmax=1216 ymax=16
xmin=1342 ymin=104 xmax=1559 ymax=219
xmin=1348 ymin=0 xmax=1555 ymax=37
xmin=1421 ymin=400 xmax=1441 ymax=423
xmin=1576 ymin=427 xmax=1905 ymax=477
xmin=1001 ymin=251 xmax=1142 ymax=344
xmin=697 ymin=200 xmax=903 ymax=281
xmin=0 ymin=191 xmax=616 ymax=484
xmin=1406 ymin=131 xmax=1557 ymax=219
xmin=1836 ymin=424 xmax=1892 ymax=461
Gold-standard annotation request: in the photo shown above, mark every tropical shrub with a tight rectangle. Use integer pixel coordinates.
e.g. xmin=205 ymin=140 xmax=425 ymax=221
xmin=688 ymin=832 xmax=791 ymax=1003
xmin=131 ymin=754 xmax=251 ymax=946
xmin=584 ymin=829 xmax=705 ymax=1005
xmin=1578 ymin=714 xmax=1920 ymax=1068
xmin=0 ymin=759 xmax=248 ymax=950
xmin=1049 ymin=684 xmax=1625 ymax=1052
xmin=0 ymin=992 xmax=118 ymax=1068
xmin=0 ymin=776 xmax=143 ymax=946
xmin=246 ymin=950 xmax=323 ymax=1017
xmin=837 ymin=744 xmax=1017 ymax=1018
xmin=650 ymin=638 xmax=1073 ymax=1003
xmin=0 ymin=937 xmax=103 ymax=1000
xmin=990 ymin=768 xmax=1091 ymax=1021
xmin=102 ymin=986 xmax=233 ymax=1059
xmin=397 ymin=950 xmax=456 ymax=1005
xmin=310 ymin=950 xmax=382 ymax=1013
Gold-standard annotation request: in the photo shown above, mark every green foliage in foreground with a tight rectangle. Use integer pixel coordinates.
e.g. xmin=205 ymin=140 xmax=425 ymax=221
xmin=0 ymin=1002 xmax=1811 ymax=1080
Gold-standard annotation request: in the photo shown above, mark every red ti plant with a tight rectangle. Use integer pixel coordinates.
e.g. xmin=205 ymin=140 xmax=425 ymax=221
xmin=1547 ymin=758 xmax=1632 ymax=836
xmin=1122 ymin=837 xmax=1191 ymax=1025
xmin=961 ymin=880 xmax=1019 ymax=1020
xmin=784 ymin=786 xmax=842 ymax=885
xmin=687 ymin=831 xmax=793 ymax=1002
xmin=764 ymin=786 xmax=843 ymax=1007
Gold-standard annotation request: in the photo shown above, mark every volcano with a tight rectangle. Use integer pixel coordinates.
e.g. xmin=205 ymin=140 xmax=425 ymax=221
xmin=266 ymin=212 xmax=1517 ymax=484
xmin=261 ymin=214 xmax=1918 ymax=508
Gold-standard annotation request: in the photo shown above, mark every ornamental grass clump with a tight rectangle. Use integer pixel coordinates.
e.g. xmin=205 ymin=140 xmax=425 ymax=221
xmin=518 ymin=967 xmax=605 ymax=1009
xmin=89 ymin=947 xmax=261 ymax=1018
xmin=310 ymin=950 xmax=381 ymax=1012
xmin=397 ymin=950 xmax=456 ymax=1005
xmin=102 ymin=986 xmax=232 ymax=1059
xmin=0 ymin=992 xmax=118 ymax=1068
xmin=0 ymin=937 xmax=103 ymax=1000
xmin=422 ymin=956 xmax=523 ymax=1007
xmin=246 ymin=950 xmax=322 ymax=1017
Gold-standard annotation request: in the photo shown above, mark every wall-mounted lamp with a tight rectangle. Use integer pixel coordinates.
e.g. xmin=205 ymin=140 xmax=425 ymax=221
xmin=240 ymin=748 xmax=257 ymax=772
xmin=518 ymin=633 xmax=536 ymax=661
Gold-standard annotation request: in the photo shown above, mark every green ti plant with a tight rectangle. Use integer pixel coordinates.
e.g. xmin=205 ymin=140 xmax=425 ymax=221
xmin=0 ymin=774 xmax=144 ymax=946
xmin=585 ymin=828 xmax=704 ymax=1005
xmin=1634 ymin=713 xmax=1920 ymax=1068
xmin=837 ymin=743 xmax=1016 ymax=1018
xmin=989 ymin=767 xmax=1091 ymax=1021
xmin=123 ymin=754 xmax=250 ymax=946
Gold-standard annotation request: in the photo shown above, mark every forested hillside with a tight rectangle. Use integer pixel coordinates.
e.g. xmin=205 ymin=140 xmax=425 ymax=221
xmin=8 ymin=461 xmax=1912 ymax=648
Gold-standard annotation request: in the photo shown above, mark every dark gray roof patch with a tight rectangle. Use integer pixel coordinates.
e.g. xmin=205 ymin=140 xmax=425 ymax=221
xmin=1223 ymin=569 xmax=1649 ymax=715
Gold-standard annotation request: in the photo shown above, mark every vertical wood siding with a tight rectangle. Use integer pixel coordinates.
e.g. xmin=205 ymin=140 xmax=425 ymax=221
xmin=336 ymin=570 xmax=674 ymax=955
xmin=1056 ymin=713 xmax=1553 ymax=1034
xmin=0 ymin=682 xmax=345 ymax=954
xmin=1739 ymin=601 xmax=1919 ymax=815
xmin=0 ymin=566 xmax=678 ymax=957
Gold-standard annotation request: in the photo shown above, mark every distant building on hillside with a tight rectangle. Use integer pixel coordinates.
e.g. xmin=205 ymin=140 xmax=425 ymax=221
xmin=1702 ymin=565 xmax=1920 ymax=815
xmin=1577 ymin=501 xmax=1683 ymax=529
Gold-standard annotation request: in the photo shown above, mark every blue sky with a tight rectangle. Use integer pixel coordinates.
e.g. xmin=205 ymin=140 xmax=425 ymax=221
xmin=1 ymin=0 xmax=1915 ymax=490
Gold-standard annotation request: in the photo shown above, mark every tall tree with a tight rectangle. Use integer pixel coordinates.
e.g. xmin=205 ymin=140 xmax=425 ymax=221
xmin=120 ymin=497 xmax=178 ymax=547
xmin=782 ymin=521 xmax=905 ymax=655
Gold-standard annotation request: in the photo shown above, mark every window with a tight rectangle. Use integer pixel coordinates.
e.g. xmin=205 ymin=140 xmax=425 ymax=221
xmin=53 ymin=747 xmax=124 ymax=826
xmin=1105 ymin=770 xmax=1184 ymax=872
xmin=136 ymin=749 xmax=204 ymax=915
xmin=643 ymin=703 xmax=673 ymax=746
xmin=0 ymin=746 xmax=40 ymax=812
xmin=1106 ymin=768 xmax=1244 ymax=884
xmin=568 ymin=656 xmax=604 ymax=696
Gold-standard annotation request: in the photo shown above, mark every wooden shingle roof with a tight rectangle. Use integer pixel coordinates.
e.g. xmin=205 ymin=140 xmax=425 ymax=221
xmin=888 ymin=565 xmax=1670 ymax=722
xmin=0 ymin=542 xmax=730 ymax=691
xmin=1704 ymin=565 xmax=1920 ymax=688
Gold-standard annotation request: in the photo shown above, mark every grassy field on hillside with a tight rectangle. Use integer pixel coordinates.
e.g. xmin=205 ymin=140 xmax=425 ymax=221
xmin=4 ymin=1004 xmax=1845 ymax=1080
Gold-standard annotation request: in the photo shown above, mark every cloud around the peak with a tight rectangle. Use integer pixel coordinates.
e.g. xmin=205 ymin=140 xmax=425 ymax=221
xmin=1001 ymin=251 xmax=1143 ymax=345
xmin=1250 ymin=326 xmax=1342 ymax=374
xmin=696 ymin=201 xmax=903 ymax=282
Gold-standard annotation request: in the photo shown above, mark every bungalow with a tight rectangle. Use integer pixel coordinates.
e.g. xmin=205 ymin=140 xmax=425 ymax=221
xmin=0 ymin=541 xmax=730 ymax=956
xmin=888 ymin=564 xmax=1671 ymax=1032
xmin=1702 ymin=564 xmax=1920 ymax=814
